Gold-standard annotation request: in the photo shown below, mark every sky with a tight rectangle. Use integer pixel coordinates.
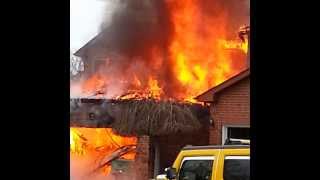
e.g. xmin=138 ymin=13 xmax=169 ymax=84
xmin=70 ymin=0 xmax=109 ymax=53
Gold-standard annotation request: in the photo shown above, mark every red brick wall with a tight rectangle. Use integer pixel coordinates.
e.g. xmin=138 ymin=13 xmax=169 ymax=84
xmin=156 ymin=127 xmax=209 ymax=175
xmin=209 ymin=77 xmax=250 ymax=145
xmin=134 ymin=136 xmax=152 ymax=180
xmin=134 ymin=127 xmax=209 ymax=180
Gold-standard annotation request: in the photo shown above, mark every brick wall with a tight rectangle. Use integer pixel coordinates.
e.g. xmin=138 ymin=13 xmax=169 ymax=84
xmin=133 ymin=127 xmax=209 ymax=180
xmin=209 ymin=77 xmax=250 ymax=145
xmin=134 ymin=135 xmax=152 ymax=180
xmin=155 ymin=126 xmax=209 ymax=175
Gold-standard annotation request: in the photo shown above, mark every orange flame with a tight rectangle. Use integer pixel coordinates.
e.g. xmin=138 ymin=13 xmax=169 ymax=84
xmin=220 ymin=39 xmax=248 ymax=54
xmin=82 ymin=74 xmax=106 ymax=96
xmin=70 ymin=128 xmax=137 ymax=175
xmin=167 ymin=1 xmax=249 ymax=102
xmin=70 ymin=128 xmax=87 ymax=155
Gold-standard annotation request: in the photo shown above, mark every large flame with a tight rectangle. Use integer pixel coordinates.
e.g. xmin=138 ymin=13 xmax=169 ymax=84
xmin=76 ymin=18 xmax=247 ymax=102
xmin=70 ymin=128 xmax=137 ymax=175
xmin=166 ymin=0 xmax=247 ymax=101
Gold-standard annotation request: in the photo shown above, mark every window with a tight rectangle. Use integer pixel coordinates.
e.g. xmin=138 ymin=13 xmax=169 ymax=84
xmin=224 ymin=156 xmax=250 ymax=180
xmin=178 ymin=157 xmax=214 ymax=180
xmin=222 ymin=126 xmax=250 ymax=144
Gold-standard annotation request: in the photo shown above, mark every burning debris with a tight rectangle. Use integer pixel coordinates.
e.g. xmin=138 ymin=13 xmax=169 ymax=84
xmin=91 ymin=145 xmax=137 ymax=175
xmin=70 ymin=128 xmax=137 ymax=179
xmin=239 ymin=25 xmax=250 ymax=42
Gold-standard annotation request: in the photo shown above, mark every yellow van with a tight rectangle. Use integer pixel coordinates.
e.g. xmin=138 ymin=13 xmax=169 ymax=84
xmin=156 ymin=144 xmax=250 ymax=180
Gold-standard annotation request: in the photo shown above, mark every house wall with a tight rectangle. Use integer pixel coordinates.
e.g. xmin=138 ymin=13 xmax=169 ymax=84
xmin=82 ymin=46 xmax=111 ymax=77
xmin=155 ymin=127 xmax=209 ymax=175
xmin=134 ymin=136 xmax=153 ymax=180
xmin=209 ymin=77 xmax=250 ymax=145
xmin=133 ymin=126 xmax=209 ymax=180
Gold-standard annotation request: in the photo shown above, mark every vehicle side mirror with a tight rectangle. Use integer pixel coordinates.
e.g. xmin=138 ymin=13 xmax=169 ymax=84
xmin=165 ymin=167 xmax=177 ymax=180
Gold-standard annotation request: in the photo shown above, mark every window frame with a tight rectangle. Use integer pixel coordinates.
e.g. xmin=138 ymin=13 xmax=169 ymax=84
xmin=222 ymin=125 xmax=250 ymax=145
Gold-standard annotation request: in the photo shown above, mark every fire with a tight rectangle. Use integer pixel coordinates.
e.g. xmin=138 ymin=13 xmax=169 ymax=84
xmin=166 ymin=0 xmax=247 ymax=101
xmin=78 ymin=30 xmax=247 ymax=102
xmin=133 ymin=75 xmax=142 ymax=87
xmin=115 ymin=76 xmax=164 ymax=100
xmin=147 ymin=77 xmax=163 ymax=99
xmin=75 ymin=1 xmax=248 ymax=102
xmin=220 ymin=39 xmax=248 ymax=54
xmin=70 ymin=128 xmax=137 ymax=175
xmin=70 ymin=128 xmax=87 ymax=155
xmin=82 ymin=74 xmax=106 ymax=96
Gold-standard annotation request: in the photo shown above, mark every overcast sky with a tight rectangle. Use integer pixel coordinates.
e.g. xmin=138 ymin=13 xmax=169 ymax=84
xmin=70 ymin=0 xmax=108 ymax=53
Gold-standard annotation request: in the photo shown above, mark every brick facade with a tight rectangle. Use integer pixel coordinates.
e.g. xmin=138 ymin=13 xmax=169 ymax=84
xmin=209 ymin=77 xmax=250 ymax=145
xmin=133 ymin=126 xmax=209 ymax=180
xmin=155 ymin=126 xmax=209 ymax=175
xmin=134 ymin=136 xmax=153 ymax=180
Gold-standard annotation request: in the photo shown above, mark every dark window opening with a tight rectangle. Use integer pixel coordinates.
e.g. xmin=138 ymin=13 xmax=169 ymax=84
xmin=227 ymin=127 xmax=250 ymax=139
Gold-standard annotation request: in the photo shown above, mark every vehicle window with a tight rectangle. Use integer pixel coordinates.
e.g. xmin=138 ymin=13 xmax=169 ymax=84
xmin=223 ymin=156 xmax=250 ymax=180
xmin=179 ymin=158 xmax=213 ymax=180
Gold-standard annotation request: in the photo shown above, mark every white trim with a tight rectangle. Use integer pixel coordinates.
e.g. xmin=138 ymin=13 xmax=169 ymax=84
xmin=223 ymin=124 xmax=250 ymax=128
xmin=225 ymin=156 xmax=250 ymax=160
xmin=222 ymin=125 xmax=250 ymax=145
xmin=182 ymin=156 xmax=215 ymax=161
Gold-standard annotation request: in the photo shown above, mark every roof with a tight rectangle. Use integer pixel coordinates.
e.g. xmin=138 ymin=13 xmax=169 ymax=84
xmin=73 ymin=33 xmax=101 ymax=58
xmin=182 ymin=145 xmax=249 ymax=150
xmin=70 ymin=98 xmax=210 ymax=136
xmin=73 ymin=27 xmax=115 ymax=58
xmin=195 ymin=68 xmax=250 ymax=103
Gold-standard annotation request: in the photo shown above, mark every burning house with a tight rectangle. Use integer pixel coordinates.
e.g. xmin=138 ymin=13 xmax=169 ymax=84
xmin=70 ymin=1 xmax=249 ymax=180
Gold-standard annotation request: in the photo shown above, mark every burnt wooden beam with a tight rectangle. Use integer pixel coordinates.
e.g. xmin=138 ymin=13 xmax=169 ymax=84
xmin=70 ymin=119 xmax=113 ymax=128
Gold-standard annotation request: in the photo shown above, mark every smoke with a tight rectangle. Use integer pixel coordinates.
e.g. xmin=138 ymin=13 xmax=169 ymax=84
xmin=99 ymin=0 xmax=172 ymax=54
